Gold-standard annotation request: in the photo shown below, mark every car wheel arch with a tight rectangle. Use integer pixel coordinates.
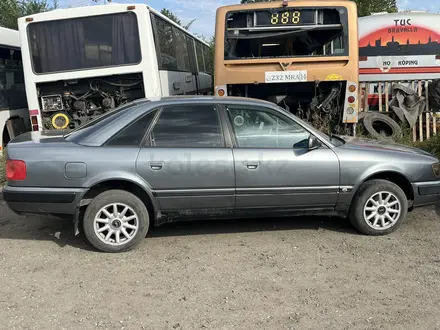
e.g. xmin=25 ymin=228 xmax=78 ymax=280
xmin=79 ymin=178 xmax=159 ymax=223
xmin=353 ymin=170 xmax=414 ymax=203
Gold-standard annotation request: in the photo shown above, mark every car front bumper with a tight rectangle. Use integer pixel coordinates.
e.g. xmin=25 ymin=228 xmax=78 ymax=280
xmin=3 ymin=185 xmax=87 ymax=216
xmin=413 ymin=180 xmax=440 ymax=208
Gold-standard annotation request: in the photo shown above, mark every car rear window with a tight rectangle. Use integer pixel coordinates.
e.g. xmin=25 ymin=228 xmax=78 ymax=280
xmin=64 ymin=102 xmax=138 ymax=142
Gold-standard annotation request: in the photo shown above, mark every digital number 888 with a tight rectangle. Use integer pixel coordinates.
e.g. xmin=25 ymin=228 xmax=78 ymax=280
xmin=270 ymin=11 xmax=301 ymax=24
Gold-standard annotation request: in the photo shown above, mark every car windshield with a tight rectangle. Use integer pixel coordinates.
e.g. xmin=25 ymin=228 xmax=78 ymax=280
xmin=64 ymin=102 xmax=138 ymax=141
xmin=277 ymin=105 xmax=345 ymax=147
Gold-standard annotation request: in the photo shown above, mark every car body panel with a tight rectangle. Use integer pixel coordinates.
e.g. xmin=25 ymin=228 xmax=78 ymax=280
xmin=136 ymin=147 xmax=235 ymax=211
xmin=3 ymin=186 xmax=86 ymax=215
xmin=3 ymin=96 xmax=440 ymax=229
xmin=233 ymin=147 xmax=340 ymax=209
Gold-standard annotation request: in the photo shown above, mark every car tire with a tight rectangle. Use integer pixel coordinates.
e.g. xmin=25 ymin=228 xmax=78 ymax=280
xmin=362 ymin=112 xmax=403 ymax=140
xmin=348 ymin=179 xmax=408 ymax=235
xmin=83 ymin=190 xmax=149 ymax=253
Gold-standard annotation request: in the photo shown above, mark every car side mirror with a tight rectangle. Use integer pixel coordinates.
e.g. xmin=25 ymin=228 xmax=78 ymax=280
xmin=308 ymin=135 xmax=320 ymax=151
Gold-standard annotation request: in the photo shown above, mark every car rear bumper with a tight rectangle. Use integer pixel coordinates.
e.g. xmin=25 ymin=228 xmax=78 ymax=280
xmin=3 ymin=185 xmax=86 ymax=216
xmin=413 ymin=181 xmax=440 ymax=208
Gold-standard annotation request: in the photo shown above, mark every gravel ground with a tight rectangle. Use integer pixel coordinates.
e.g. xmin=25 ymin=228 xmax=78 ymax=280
xmin=1 ymin=200 xmax=440 ymax=330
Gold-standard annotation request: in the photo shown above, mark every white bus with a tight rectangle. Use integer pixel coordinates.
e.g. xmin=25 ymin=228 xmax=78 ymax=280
xmin=0 ymin=27 xmax=31 ymax=152
xmin=18 ymin=3 xmax=213 ymax=131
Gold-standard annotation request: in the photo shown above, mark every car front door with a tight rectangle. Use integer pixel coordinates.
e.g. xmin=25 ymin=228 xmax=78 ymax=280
xmin=136 ymin=103 xmax=235 ymax=214
xmin=223 ymin=104 xmax=340 ymax=211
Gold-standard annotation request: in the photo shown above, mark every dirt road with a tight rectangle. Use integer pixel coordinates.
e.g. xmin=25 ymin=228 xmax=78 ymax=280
xmin=1 ymin=200 xmax=440 ymax=330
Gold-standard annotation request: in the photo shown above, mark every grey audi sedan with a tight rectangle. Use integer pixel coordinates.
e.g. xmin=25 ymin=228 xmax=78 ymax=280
xmin=4 ymin=96 xmax=440 ymax=252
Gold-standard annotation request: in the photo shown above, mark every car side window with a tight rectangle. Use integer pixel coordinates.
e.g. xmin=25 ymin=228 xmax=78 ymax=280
xmin=107 ymin=110 xmax=157 ymax=146
xmin=149 ymin=104 xmax=224 ymax=148
xmin=226 ymin=106 xmax=310 ymax=149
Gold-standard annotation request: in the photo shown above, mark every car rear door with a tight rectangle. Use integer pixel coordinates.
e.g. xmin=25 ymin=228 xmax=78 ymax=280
xmin=135 ymin=103 xmax=235 ymax=213
xmin=222 ymin=103 xmax=340 ymax=211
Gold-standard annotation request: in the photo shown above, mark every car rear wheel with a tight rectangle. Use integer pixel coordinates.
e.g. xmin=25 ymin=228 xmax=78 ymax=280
xmin=349 ymin=179 xmax=408 ymax=235
xmin=83 ymin=190 xmax=149 ymax=253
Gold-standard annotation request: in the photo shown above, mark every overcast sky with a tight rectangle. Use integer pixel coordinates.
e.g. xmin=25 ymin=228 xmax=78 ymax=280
xmin=54 ymin=0 xmax=440 ymax=38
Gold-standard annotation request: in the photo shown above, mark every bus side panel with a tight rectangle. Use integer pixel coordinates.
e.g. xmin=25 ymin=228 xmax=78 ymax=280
xmin=199 ymin=72 xmax=213 ymax=94
xmin=159 ymin=70 xmax=181 ymax=95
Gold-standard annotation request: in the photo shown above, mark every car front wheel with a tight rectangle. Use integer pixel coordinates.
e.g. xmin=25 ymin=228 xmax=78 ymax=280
xmin=349 ymin=179 xmax=408 ymax=235
xmin=83 ymin=190 xmax=150 ymax=253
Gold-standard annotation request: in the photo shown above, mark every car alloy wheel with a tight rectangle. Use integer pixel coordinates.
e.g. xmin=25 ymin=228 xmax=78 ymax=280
xmin=93 ymin=203 xmax=139 ymax=246
xmin=363 ymin=191 xmax=401 ymax=230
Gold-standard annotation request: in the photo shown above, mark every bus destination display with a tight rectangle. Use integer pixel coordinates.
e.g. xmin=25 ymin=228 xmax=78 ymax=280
xmin=256 ymin=9 xmax=315 ymax=27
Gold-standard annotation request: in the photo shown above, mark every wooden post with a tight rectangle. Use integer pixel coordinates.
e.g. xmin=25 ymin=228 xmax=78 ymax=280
xmin=412 ymin=81 xmax=417 ymax=142
xmin=418 ymin=80 xmax=423 ymax=142
xmin=385 ymin=82 xmax=389 ymax=113
xmin=425 ymin=81 xmax=430 ymax=140
xmin=364 ymin=83 xmax=370 ymax=112
xmin=378 ymin=82 xmax=383 ymax=112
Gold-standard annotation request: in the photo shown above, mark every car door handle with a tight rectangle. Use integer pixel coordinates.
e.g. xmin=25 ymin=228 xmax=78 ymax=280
xmin=149 ymin=162 xmax=164 ymax=171
xmin=246 ymin=162 xmax=260 ymax=170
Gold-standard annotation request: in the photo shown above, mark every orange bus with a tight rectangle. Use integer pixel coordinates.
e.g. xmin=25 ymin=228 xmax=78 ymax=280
xmin=214 ymin=0 xmax=359 ymax=133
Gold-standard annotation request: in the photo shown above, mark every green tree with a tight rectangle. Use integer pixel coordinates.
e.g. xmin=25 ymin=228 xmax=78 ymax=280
xmin=0 ymin=0 xmax=58 ymax=30
xmin=160 ymin=8 xmax=196 ymax=30
xmin=354 ymin=0 xmax=398 ymax=16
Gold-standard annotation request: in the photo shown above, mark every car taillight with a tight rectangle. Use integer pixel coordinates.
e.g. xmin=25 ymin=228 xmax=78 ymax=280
xmin=6 ymin=159 xmax=27 ymax=181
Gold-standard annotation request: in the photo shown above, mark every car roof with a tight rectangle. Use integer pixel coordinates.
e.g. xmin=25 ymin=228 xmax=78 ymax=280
xmin=133 ymin=95 xmax=279 ymax=108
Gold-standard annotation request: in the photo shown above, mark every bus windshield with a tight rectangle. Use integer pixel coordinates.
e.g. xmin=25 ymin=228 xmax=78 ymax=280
xmin=225 ymin=7 xmax=348 ymax=59
xmin=28 ymin=12 xmax=141 ymax=73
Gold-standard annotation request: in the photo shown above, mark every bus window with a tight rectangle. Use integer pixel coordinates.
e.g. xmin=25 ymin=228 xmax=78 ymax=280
xmin=196 ymin=41 xmax=206 ymax=72
xmin=174 ymin=28 xmax=191 ymax=71
xmin=203 ymin=44 xmax=212 ymax=73
xmin=155 ymin=16 xmax=178 ymax=70
xmin=0 ymin=47 xmax=27 ymax=110
xmin=28 ymin=12 xmax=141 ymax=73
xmin=224 ymin=8 xmax=348 ymax=59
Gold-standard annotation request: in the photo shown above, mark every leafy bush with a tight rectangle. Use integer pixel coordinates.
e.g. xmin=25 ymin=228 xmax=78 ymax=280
xmin=413 ymin=135 xmax=440 ymax=159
